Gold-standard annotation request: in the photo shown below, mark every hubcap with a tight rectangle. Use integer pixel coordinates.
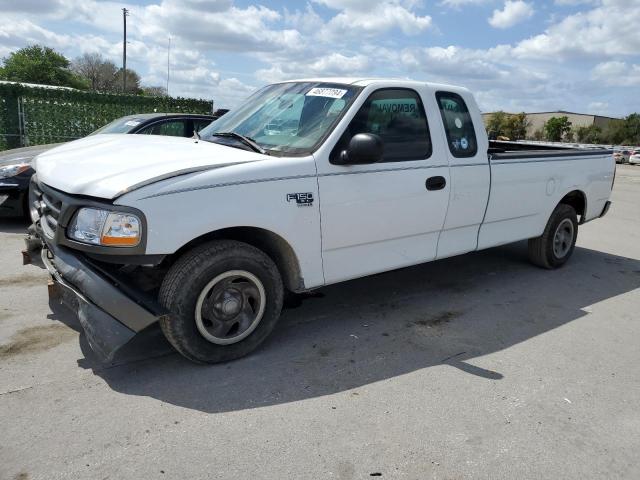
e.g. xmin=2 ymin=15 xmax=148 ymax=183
xmin=195 ymin=270 xmax=266 ymax=345
xmin=553 ymin=218 xmax=574 ymax=258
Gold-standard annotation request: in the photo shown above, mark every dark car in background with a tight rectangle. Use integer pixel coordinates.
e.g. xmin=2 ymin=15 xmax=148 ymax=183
xmin=0 ymin=112 xmax=220 ymax=217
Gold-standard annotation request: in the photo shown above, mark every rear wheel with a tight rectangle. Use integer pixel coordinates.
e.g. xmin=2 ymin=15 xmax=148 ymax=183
xmin=528 ymin=204 xmax=578 ymax=269
xmin=159 ymin=240 xmax=284 ymax=363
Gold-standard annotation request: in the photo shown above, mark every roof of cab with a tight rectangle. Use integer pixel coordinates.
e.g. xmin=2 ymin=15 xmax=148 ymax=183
xmin=281 ymin=77 xmax=471 ymax=94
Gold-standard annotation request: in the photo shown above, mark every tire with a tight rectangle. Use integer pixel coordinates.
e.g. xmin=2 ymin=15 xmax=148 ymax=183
xmin=528 ymin=203 xmax=578 ymax=269
xmin=159 ymin=240 xmax=284 ymax=364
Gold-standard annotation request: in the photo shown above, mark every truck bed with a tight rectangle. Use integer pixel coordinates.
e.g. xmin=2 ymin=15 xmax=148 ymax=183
xmin=489 ymin=140 xmax=612 ymax=160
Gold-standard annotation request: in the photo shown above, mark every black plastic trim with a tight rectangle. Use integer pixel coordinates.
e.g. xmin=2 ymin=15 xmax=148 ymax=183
xmin=86 ymin=252 xmax=166 ymax=265
xmin=490 ymin=148 xmax=612 ymax=161
xmin=42 ymin=238 xmax=163 ymax=332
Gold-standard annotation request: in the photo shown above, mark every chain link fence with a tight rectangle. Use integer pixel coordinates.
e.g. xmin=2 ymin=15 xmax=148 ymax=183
xmin=0 ymin=82 xmax=213 ymax=151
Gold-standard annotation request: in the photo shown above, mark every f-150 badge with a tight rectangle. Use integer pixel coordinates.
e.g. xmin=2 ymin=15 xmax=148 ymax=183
xmin=287 ymin=193 xmax=314 ymax=207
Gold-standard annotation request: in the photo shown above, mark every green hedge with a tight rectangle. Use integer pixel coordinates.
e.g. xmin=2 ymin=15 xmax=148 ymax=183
xmin=0 ymin=83 xmax=212 ymax=150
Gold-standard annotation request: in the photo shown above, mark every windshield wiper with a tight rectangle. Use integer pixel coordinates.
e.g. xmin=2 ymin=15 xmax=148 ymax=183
xmin=210 ymin=132 xmax=267 ymax=155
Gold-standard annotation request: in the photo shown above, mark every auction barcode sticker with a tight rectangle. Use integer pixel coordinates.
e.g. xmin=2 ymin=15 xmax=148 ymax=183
xmin=306 ymin=87 xmax=348 ymax=99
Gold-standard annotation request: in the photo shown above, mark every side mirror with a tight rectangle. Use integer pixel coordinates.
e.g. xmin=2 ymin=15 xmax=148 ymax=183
xmin=336 ymin=133 xmax=383 ymax=165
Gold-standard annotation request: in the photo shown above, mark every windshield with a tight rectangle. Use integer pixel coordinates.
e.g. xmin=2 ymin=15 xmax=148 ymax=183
xmin=200 ymin=82 xmax=362 ymax=155
xmin=90 ymin=117 xmax=147 ymax=135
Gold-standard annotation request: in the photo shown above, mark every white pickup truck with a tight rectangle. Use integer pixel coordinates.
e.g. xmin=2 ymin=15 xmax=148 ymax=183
xmin=24 ymin=78 xmax=615 ymax=364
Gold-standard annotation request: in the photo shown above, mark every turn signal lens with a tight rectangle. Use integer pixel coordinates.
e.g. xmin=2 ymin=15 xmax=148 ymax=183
xmin=101 ymin=213 xmax=141 ymax=246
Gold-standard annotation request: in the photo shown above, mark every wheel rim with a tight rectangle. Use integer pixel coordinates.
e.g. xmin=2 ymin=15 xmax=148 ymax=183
xmin=553 ymin=218 xmax=574 ymax=258
xmin=195 ymin=270 xmax=266 ymax=345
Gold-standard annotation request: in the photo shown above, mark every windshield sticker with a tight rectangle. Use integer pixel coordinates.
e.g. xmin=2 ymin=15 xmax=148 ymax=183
xmin=306 ymin=87 xmax=348 ymax=99
xmin=460 ymin=137 xmax=469 ymax=150
xmin=124 ymin=120 xmax=141 ymax=127
xmin=454 ymin=118 xmax=463 ymax=129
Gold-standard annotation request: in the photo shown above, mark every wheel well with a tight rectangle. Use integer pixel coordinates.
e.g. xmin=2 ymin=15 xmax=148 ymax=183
xmin=171 ymin=227 xmax=305 ymax=292
xmin=559 ymin=190 xmax=586 ymax=221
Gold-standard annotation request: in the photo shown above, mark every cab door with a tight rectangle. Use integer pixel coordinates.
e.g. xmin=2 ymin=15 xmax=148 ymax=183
xmin=315 ymin=86 xmax=451 ymax=285
xmin=434 ymin=90 xmax=490 ymax=259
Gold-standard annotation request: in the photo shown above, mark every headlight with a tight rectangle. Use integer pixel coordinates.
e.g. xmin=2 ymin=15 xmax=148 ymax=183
xmin=0 ymin=163 xmax=30 ymax=179
xmin=68 ymin=208 xmax=141 ymax=247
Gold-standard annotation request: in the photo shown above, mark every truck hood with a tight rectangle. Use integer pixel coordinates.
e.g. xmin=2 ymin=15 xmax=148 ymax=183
xmin=34 ymin=134 xmax=267 ymax=199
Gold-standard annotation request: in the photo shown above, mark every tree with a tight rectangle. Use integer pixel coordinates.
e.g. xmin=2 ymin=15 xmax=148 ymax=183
xmin=485 ymin=111 xmax=507 ymax=139
xmin=114 ymin=68 xmax=142 ymax=94
xmin=576 ymin=125 xmax=602 ymax=144
xmin=0 ymin=45 xmax=87 ymax=89
xmin=544 ymin=116 xmax=572 ymax=142
xmin=609 ymin=113 xmax=640 ymax=145
xmin=503 ymin=112 xmax=530 ymax=140
xmin=71 ymin=53 xmax=118 ymax=91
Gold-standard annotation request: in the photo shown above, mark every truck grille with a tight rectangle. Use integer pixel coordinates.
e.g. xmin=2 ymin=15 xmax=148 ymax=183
xmin=31 ymin=181 xmax=63 ymax=238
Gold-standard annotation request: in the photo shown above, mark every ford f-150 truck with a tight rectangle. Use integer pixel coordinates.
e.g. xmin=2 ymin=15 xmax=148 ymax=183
xmin=24 ymin=78 xmax=615 ymax=364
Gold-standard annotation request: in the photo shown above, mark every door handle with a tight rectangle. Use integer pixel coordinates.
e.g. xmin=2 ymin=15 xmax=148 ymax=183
xmin=426 ymin=176 xmax=446 ymax=191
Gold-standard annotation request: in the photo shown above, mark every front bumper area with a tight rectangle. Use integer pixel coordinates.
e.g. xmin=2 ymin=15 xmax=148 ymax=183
xmin=24 ymin=235 xmax=166 ymax=362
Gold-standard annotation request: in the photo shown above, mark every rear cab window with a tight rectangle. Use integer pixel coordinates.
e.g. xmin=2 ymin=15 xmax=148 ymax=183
xmin=332 ymin=88 xmax=432 ymax=162
xmin=436 ymin=92 xmax=478 ymax=158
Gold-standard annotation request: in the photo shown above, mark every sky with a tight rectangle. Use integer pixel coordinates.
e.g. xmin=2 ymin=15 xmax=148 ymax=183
xmin=0 ymin=0 xmax=638 ymax=116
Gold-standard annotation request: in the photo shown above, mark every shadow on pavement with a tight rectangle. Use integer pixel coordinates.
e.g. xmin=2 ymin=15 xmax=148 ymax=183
xmin=49 ymin=241 xmax=640 ymax=414
xmin=0 ymin=217 xmax=30 ymax=234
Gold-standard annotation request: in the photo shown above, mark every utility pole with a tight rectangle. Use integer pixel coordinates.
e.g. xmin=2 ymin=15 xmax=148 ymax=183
xmin=122 ymin=8 xmax=129 ymax=93
xmin=167 ymin=36 xmax=171 ymax=97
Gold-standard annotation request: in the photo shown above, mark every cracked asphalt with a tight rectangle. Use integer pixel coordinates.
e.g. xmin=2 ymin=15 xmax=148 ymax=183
xmin=1 ymin=165 xmax=639 ymax=480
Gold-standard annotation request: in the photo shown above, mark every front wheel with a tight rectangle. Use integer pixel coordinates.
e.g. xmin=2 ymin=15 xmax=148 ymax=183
xmin=528 ymin=204 xmax=578 ymax=269
xmin=159 ymin=240 xmax=284 ymax=364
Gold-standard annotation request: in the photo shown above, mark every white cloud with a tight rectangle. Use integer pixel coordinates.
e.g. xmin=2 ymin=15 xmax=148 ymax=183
xmin=284 ymin=4 xmax=325 ymax=33
xmin=1 ymin=0 xmax=639 ymax=115
xmin=315 ymin=0 xmax=432 ymax=38
xmin=588 ymin=101 xmax=609 ymax=113
xmin=0 ymin=19 xmax=73 ymax=51
xmin=394 ymin=46 xmax=509 ymax=80
xmin=255 ymin=52 xmax=371 ymax=83
xmin=554 ymin=0 xmax=597 ymax=5
xmin=592 ymin=61 xmax=640 ymax=86
xmin=141 ymin=1 xmax=303 ymax=54
xmin=489 ymin=1 xmax=534 ymax=29
xmin=0 ymin=0 xmax=66 ymax=14
xmin=439 ymin=0 xmax=489 ymax=7
xmin=512 ymin=0 xmax=640 ymax=59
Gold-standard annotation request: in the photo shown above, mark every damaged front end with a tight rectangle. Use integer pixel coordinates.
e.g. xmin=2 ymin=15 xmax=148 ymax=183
xmin=23 ymin=179 xmax=168 ymax=362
